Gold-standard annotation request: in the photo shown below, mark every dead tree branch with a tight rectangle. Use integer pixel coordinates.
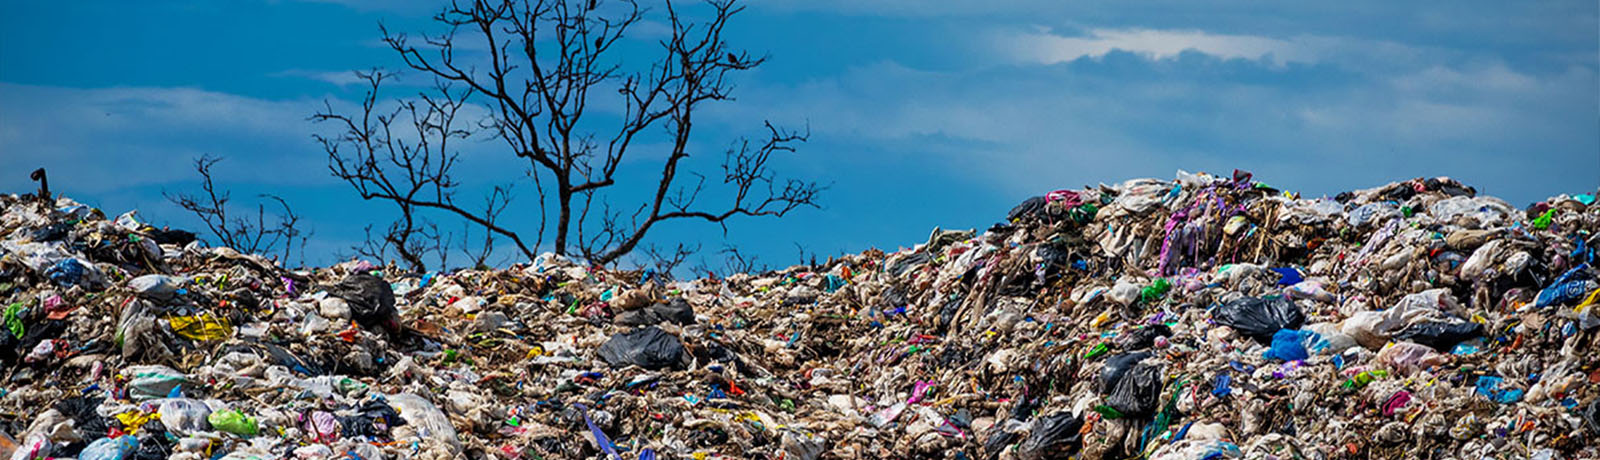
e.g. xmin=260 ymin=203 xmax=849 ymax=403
xmin=340 ymin=0 xmax=821 ymax=268
xmin=164 ymin=155 xmax=310 ymax=265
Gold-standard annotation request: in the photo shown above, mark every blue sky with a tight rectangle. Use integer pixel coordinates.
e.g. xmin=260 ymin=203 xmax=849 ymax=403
xmin=2 ymin=0 xmax=1597 ymax=270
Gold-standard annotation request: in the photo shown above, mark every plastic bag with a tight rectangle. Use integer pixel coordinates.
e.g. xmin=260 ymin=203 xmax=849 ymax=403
xmin=1099 ymin=352 xmax=1152 ymax=395
xmin=208 ymin=409 xmax=259 ymax=437
xmin=1393 ymin=288 xmax=1467 ymax=318
xmin=9 ymin=433 xmax=51 ymax=460
xmin=1346 ymin=202 xmax=1399 ymax=228
xmin=122 ymin=365 xmax=187 ymax=401
xmin=981 ymin=420 xmax=1025 ymax=460
xmin=1582 ymin=398 xmax=1599 ymax=436
xmin=1008 ymin=196 xmax=1046 ymax=222
xmin=780 ymin=428 xmax=826 ymax=460
xmin=45 ymin=258 xmax=98 ymax=287
xmin=1107 ymin=361 xmax=1164 ymax=417
xmin=1474 ymin=376 xmax=1524 ymax=404
xmin=1534 ymin=264 xmax=1595 ymax=308
xmin=2 ymin=302 xmax=22 ymax=339
xmin=1374 ymin=342 xmax=1445 ymax=376
xmin=154 ymin=398 xmax=212 ymax=435
xmin=1286 ymin=281 xmax=1335 ymax=303
xmin=117 ymin=299 xmax=177 ymax=362
xmin=77 ymin=435 xmax=137 ymax=460
xmin=596 ymin=326 xmax=685 ymax=370
xmin=1263 ymin=329 xmax=1310 ymax=362
xmin=1114 ymin=326 xmax=1170 ymax=351
xmin=1393 ymin=321 xmax=1482 ymax=351
xmin=304 ymin=410 xmax=339 ymax=442
xmin=1214 ymin=296 xmax=1304 ymax=343
xmin=128 ymin=275 xmax=182 ymax=301
xmin=388 ymin=393 xmax=460 ymax=453
xmin=54 ymin=396 xmax=111 ymax=437
xmin=1015 ymin=411 xmax=1083 ymax=460
xmin=168 ymin=313 xmax=233 ymax=341
xmin=1268 ymin=267 xmax=1303 ymax=286
xmin=614 ymin=299 xmax=695 ymax=327
xmin=327 ymin=273 xmax=398 ymax=333
xmin=1107 ymin=280 xmax=1142 ymax=306
xmin=339 ymin=399 xmax=404 ymax=438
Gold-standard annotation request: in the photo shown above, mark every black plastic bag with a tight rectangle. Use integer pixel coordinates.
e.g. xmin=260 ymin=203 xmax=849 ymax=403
xmin=1008 ymin=396 xmax=1039 ymax=421
xmin=1099 ymin=352 xmax=1152 ymax=395
xmin=615 ymin=299 xmax=696 ymax=327
xmin=130 ymin=419 xmax=177 ymax=460
xmin=1008 ymin=196 xmax=1046 ymax=222
xmin=340 ymin=399 xmax=406 ymax=438
xmin=948 ymin=409 xmax=972 ymax=429
xmin=982 ymin=425 xmax=1021 ymax=460
xmin=1107 ymin=362 xmax=1164 ymax=417
xmin=328 ymin=273 xmax=399 ymax=334
xmin=1581 ymin=398 xmax=1599 ymax=436
xmin=55 ymin=396 xmax=110 ymax=441
xmin=879 ymin=287 xmax=910 ymax=310
xmin=1016 ymin=411 xmax=1084 ymax=460
xmin=1214 ymin=296 xmax=1304 ymax=343
xmin=147 ymin=228 xmax=198 ymax=246
xmin=937 ymin=294 xmax=964 ymax=333
xmin=701 ymin=344 xmax=747 ymax=375
xmin=1115 ymin=325 xmax=1171 ymax=351
xmin=250 ymin=342 xmax=325 ymax=376
xmin=29 ymin=223 xmax=71 ymax=242
xmin=1394 ymin=321 xmax=1482 ymax=351
xmin=886 ymin=253 xmax=932 ymax=276
xmin=46 ymin=396 xmax=109 ymax=457
xmin=597 ymin=326 xmax=685 ymax=370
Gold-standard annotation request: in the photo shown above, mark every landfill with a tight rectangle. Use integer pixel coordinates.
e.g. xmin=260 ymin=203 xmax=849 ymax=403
xmin=1 ymin=170 xmax=1597 ymax=460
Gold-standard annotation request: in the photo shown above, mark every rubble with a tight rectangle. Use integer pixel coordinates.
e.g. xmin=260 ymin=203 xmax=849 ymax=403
xmin=0 ymin=170 xmax=1597 ymax=459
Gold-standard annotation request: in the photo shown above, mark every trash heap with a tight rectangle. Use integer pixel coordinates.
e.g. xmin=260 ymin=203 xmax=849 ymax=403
xmin=1 ymin=171 xmax=1598 ymax=460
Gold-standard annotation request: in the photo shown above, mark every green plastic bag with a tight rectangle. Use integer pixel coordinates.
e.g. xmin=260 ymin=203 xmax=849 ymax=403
xmin=208 ymin=409 xmax=259 ymax=437
xmin=4 ymin=302 xmax=23 ymax=337
xmin=1532 ymin=209 xmax=1556 ymax=230
xmin=1139 ymin=279 xmax=1172 ymax=304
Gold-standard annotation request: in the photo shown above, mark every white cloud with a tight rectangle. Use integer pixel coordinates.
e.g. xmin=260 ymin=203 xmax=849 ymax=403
xmin=998 ymin=27 xmax=1318 ymax=66
xmin=0 ymin=83 xmax=328 ymax=193
xmin=710 ymin=51 xmax=1597 ymax=203
xmin=271 ymin=69 xmax=370 ymax=87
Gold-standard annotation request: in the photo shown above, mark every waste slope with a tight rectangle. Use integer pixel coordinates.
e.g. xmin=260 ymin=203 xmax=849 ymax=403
xmin=0 ymin=171 xmax=1596 ymax=460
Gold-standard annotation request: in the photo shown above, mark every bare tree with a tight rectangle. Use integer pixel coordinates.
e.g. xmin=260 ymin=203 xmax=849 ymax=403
xmin=640 ymin=242 xmax=698 ymax=279
xmin=164 ymin=155 xmax=311 ymax=265
xmin=691 ymin=244 xmax=765 ymax=278
xmin=720 ymin=245 xmax=765 ymax=274
xmin=312 ymin=70 xmax=525 ymax=272
xmin=794 ymin=241 xmax=820 ymax=268
xmin=458 ymin=185 xmax=514 ymax=268
xmin=317 ymin=0 xmax=822 ymax=269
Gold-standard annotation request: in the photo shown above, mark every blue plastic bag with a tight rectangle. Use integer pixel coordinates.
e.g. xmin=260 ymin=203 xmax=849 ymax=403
xmin=79 ymin=435 xmax=138 ymax=460
xmin=1263 ymin=329 xmax=1311 ymax=362
xmin=1535 ymin=264 xmax=1594 ymax=308
xmin=1475 ymin=376 xmax=1524 ymax=404
xmin=45 ymin=258 xmax=88 ymax=286
xmin=1269 ymin=267 xmax=1304 ymax=286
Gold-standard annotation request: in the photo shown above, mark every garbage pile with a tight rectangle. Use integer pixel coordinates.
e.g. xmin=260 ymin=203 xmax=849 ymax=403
xmin=1 ymin=170 xmax=1597 ymax=460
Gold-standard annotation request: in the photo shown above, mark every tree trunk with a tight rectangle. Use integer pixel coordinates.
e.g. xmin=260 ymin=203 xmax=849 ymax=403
xmin=554 ymin=181 xmax=573 ymax=256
